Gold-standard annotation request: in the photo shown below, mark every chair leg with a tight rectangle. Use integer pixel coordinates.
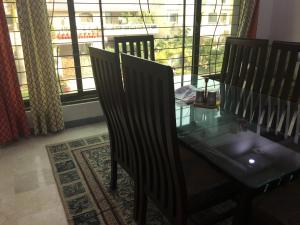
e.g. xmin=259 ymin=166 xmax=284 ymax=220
xmin=133 ymin=182 xmax=139 ymax=221
xmin=136 ymin=190 xmax=147 ymax=225
xmin=175 ymin=216 xmax=187 ymax=225
xmin=110 ymin=160 xmax=118 ymax=190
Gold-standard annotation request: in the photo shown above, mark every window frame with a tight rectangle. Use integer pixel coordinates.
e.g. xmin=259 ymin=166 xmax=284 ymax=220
xmin=5 ymin=0 xmax=241 ymax=106
xmin=191 ymin=0 xmax=241 ymax=86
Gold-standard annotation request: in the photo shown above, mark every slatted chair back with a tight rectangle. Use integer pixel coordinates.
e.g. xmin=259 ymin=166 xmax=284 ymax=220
xmin=259 ymin=41 xmax=300 ymax=136
xmin=121 ymin=53 xmax=186 ymax=223
xmin=221 ymin=37 xmax=268 ymax=89
xmin=114 ymin=35 xmax=155 ymax=61
xmin=89 ymin=48 xmax=136 ymax=179
xmin=261 ymin=41 xmax=300 ymax=102
xmin=220 ymin=37 xmax=268 ymax=117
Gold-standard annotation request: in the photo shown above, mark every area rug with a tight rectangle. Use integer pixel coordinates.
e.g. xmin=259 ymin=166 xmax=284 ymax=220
xmin=47 ymin=133 xmax=233 ymax=225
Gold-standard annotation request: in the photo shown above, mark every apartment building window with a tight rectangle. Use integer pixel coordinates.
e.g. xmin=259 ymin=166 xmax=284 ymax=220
xmin=80 ymin=13 xmax=93 ymax=23
xmin=208 ymin=13 xmax=217 ymax=24
xmin=220 ymin=13 xmax=227 ymax=23
xmin=169 ymin=13 xmax=179 ymax=23
xmin=104 ymin=12 xmax=113 ymax=24
xmin=208 ymin=12 xmax=228 ymax=24
xmin=4 ymin=0 xmax=241 ymax=103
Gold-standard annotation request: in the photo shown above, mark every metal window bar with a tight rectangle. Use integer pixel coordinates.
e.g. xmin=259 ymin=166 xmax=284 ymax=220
xmin=4 ymin=0 xmax=240 ymax=104
xmin=192 ymin=0 xmax=242 ymax=86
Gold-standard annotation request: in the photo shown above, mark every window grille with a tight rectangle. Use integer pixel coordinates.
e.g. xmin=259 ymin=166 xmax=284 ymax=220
xmin=192 ymin=0 xmax=241 ymax=87
xmin=3 ymin=0 xmax=240 ymax=103
xmin=3 ymin=0 xmax=28 ymax=100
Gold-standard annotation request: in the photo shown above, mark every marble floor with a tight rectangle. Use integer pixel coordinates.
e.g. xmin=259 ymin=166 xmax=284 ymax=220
xmin=0 ymin=123 xmax=107 ymax=225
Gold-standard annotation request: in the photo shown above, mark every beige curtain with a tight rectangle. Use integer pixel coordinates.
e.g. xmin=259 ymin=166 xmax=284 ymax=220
xmin=16 ymin=0 xmax=64 ymax=135
xmin=237 ymin=0 xmax=258 ymax=37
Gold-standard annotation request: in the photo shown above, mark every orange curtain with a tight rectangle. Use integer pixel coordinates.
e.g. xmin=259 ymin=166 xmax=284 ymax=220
xmin=0 ymin=1 xmax=30 ymax=144
xmin=248 ymin=0 xmax=260 ymax=38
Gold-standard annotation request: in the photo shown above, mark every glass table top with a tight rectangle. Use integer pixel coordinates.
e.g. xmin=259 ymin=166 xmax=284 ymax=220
xmin=176 ymin=84 xmax=300 ymax=189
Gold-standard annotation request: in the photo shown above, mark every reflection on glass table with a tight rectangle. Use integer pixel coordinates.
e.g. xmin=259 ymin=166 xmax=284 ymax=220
xmin=176 ymin=85 xmax=300 ymax=190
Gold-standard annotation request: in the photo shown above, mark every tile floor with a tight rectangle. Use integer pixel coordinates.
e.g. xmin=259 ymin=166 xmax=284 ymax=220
xmin=0 ymin=123 xmax=107 ymax=225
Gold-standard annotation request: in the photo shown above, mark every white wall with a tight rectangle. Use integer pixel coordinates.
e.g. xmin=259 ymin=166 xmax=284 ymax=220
xmin=26 ymin=101 xmax=103 ymax=128
xmin=257 ymin=0 xmax=300 ymax=42
xmin=270 ymin=0 xmax=300 ymax=42
xmin=62 ymin=101 xmax=103 ymax=122
xmin=256 ymin=0 xmax=274 ymax=39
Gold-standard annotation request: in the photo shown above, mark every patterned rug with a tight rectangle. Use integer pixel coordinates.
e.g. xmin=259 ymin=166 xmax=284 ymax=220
xmin=47 ymin=134 xmax=233 ymax=225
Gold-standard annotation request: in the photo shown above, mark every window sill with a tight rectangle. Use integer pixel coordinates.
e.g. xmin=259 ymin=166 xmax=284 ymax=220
xmin=23 ymin=90 xmax=99 ymax=110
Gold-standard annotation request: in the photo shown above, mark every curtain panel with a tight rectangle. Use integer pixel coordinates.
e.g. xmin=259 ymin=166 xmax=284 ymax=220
xmin=247 ymin=0 xmax=260 ymax=38
xmin=16 ymin=0 xmax=64 ymax=135
xmin=237 ymin=0 xmax=259 ymax=37
xmin=0 ymin=0 xmax=30 ymax=145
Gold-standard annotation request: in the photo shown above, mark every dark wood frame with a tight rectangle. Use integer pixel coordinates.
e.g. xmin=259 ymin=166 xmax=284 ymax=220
xmin=259 ymin=41 xmax=300 ymax=135
xmin=220 ymin=37 xmax=269 ymax=119
xmin=121 ymin=53 xmax=240 ymax=225
xmin=220 ymin=39 xmax=300 ymax=225
xmin=114 ymin=35 xmax=155 ymax=61
xmin=89 ymin=47 xmax=141 ymax=220
xmin=261 ymin=41 xmax=300 ymax=101
xmin=122 ymin=53 xmax=187 ymax=225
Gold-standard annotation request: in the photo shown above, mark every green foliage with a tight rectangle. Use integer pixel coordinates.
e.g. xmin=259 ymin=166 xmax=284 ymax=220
xmin=198 ymin=37 xmax=225 ymax=75
xmin=155 ymin=28 xmax=193 ymax=75
xmin=154 ymin=32 xmax=225 ymax=76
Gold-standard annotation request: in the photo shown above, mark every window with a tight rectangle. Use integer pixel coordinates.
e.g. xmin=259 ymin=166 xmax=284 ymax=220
xmin=3 ymin=0 xmax=28 ymax=100
xmin=195 ymin=0 xmax=240 ymax=86
xmin=49 ymin=0 xmax=79 ymax=99
xmin=117 ymin=17 xmax=128 ymax=24
xmin=220 ymin=13 xmax=227 ymax=23
xmin=73 ymin=0 xmax=196 ymax=90
xmin=208 ymin=13 xmax=217 ymax=24
xmin=104 ymin=12 xmax=112 ymax=24
xmin=79 ymin=13 xmax=93 ymax=23
xmin=169 ymin=13 xmax=179 ymax=23
xmin=208 ymin=13 xmax=227 ymax=24
xmin=4 ymin=0 xmax=241 ymax=102
xmin=4 ymin=4 xmax=13 ymax=29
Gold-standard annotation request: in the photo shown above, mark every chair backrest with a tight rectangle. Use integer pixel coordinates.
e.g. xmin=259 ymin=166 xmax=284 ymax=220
xmin=220 ymin=37 xmax=269 ymax=116
xmin=221 ymin=37 xmax=268 ymax=92
xmin=89 ymin=47 xmax=136 ymax=176
xmin=121 ymin=53 xmax=186 ymax=221
xmin=261 ymin=41 xmax=300 ymax=102
xmin=114 ymin=35 xmax=155 ymax=61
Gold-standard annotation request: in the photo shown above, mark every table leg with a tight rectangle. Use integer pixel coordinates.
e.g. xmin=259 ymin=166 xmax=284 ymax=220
xmin=232 ymin=189 xmax=254 ymax=225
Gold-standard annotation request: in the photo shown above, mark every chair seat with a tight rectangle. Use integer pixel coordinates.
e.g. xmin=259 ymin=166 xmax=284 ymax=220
xmin=179 ymin=143 xmax=240 ymax=213
xmin=251 ymin=180 xmax=300 ymax=225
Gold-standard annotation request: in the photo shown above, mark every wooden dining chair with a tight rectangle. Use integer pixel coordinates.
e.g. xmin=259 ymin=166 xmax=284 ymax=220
xmin=261 ymin=41 xmax=300 ymax=100
xmin=114 ymin=35 xmax=155 ymax=61
xmin=220 ymin=37 xmax=268 ymax=119
xmin=249 ymin=179 xmax=300 ymax=225
xmin=121 ymin=53 xmax=241 ymax=225
xmin=89 ymin=48 xmax=141 ymax=219
xmin=259 ymin=41 xmax=300 ymax=137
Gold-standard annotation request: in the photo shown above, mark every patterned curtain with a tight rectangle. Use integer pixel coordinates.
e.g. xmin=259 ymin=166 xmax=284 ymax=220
xmin=16 ymin=0 xmax=64 ymax=135
xmin=237 ymin=0 xmax=259 ymax=37
xmin=0 ymin=1 xmax=30 ymax=145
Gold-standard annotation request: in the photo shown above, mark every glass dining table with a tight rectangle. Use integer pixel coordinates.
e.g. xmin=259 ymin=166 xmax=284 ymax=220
xmin=175 ymin=81 xmax=300 ymax=224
